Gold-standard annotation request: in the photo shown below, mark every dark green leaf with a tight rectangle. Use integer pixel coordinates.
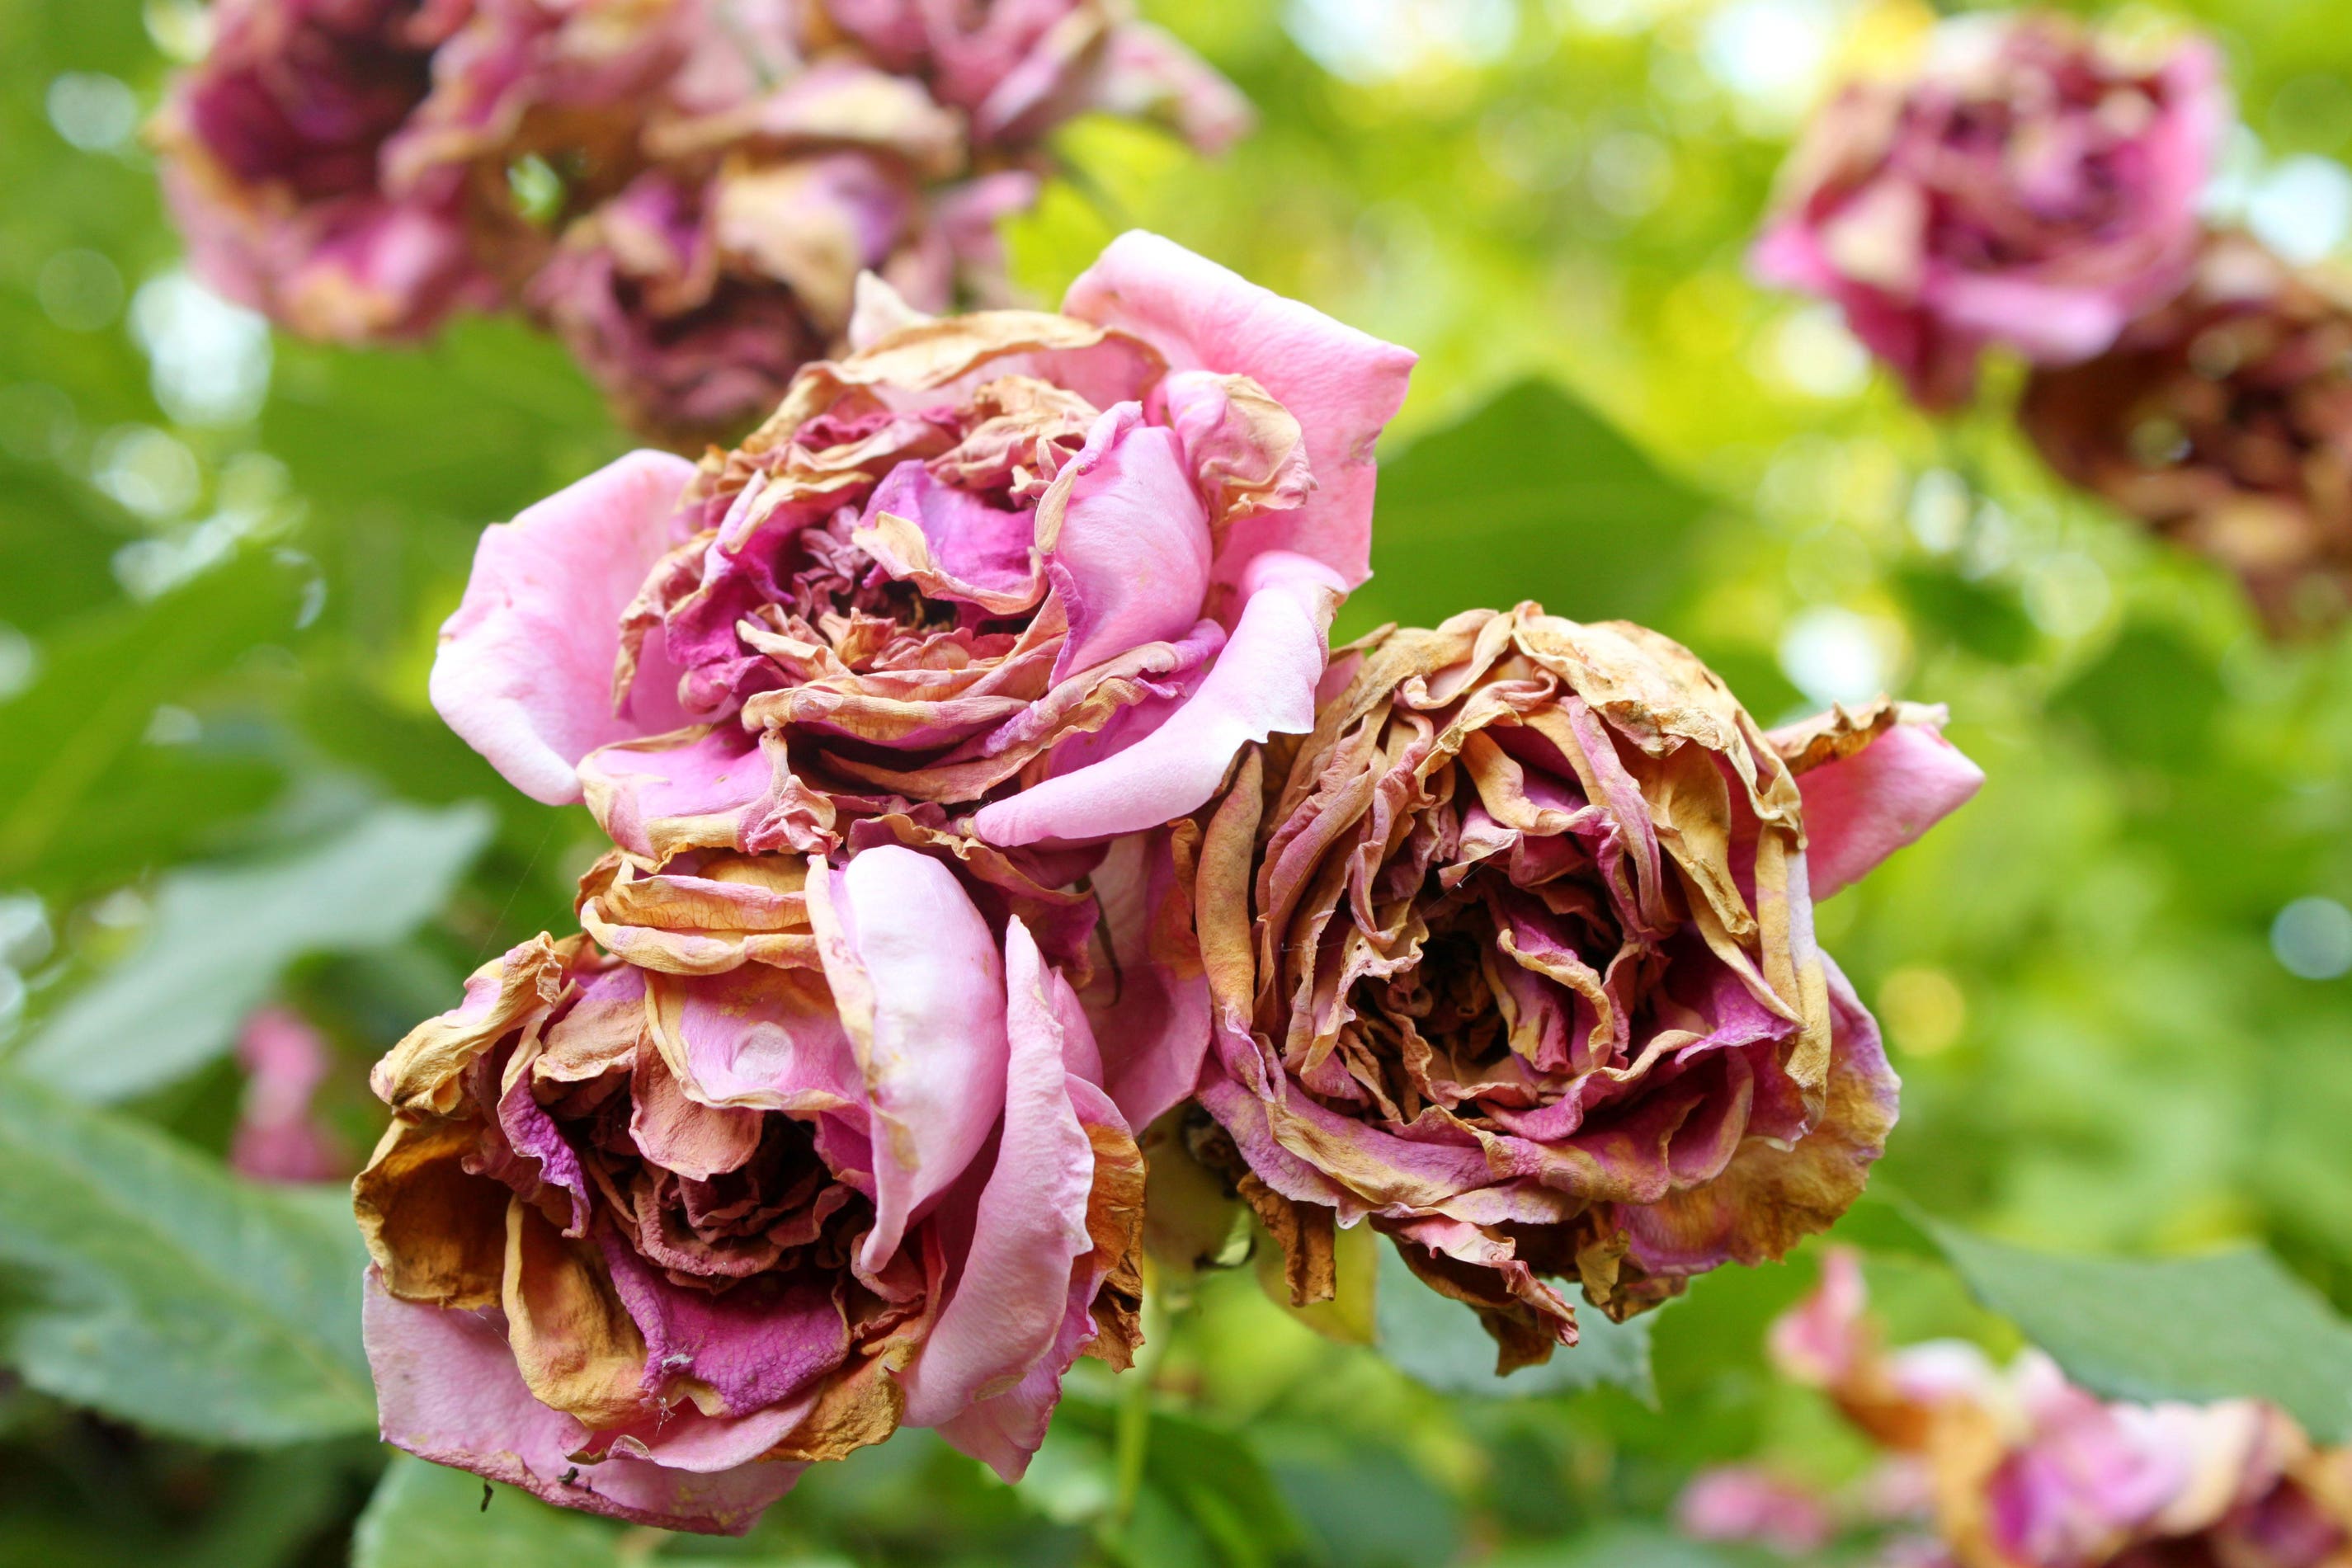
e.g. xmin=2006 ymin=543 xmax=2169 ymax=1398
xmin=1347 ymin=378 xmax=1713 ymax=638
xmin=2047 ymin=624 xmax=2224 ymax=770
xmin=16 ymin=800 xmax=493 ymax=1101
xmin=1895 ymin=563 xmax=2035 ymax=664
xmin=1922 ymin=1220 xmax=2352 ymax=1443
xmin=351 ymin=1457 xmax=629 ymax=1568
xmin=0 ymin=1071 xmax=374 ymax=1444
xmin=1374 ymin=1239 xmax=1654 ymax=1401
xmin=1487 ymin=1521 xmax=1759 ymax=1568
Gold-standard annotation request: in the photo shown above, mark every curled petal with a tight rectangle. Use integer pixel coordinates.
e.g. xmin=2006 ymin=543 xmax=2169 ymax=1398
xmin=431 ymin=451 xmax=696 ymax=804
xmin=1770 ymin=703 xmax=1984 ymax=900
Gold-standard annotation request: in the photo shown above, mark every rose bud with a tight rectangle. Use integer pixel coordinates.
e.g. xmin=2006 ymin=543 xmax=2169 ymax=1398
xmin=1752 ymin=12 xmax=2225 ymax=410
xmin=2020 ymin=234 xmax=2352 ymax=635
xmin=151 ymin=0 xmax=499 ymax=340
xmin=1775 ymin=1250 xmax=2352 ymax=1568
xmin=427 ymin=231 xmax=1416 ymax=855
xmin=1185 ymin=606 xmax=1981 ymax=1367
xmin=356 ymin=841 xmax=1152 ymax=1531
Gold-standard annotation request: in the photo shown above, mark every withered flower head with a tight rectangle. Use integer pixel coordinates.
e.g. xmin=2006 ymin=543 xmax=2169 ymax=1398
xmin=1752 ymin=12 xmax=2225 ymax=410
xmin=2021 ymin=234 xmax=2352 ymax=635
xmin=356 ymin=839 xmax=1152 ymax=1533
xmin=1185 ymin=606 xmax=1980 ymax=1367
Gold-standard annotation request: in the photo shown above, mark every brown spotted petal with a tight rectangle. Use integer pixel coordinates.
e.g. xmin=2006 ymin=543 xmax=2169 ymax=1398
xmin=1191 ymin=605 xmax=1973 ymax=1369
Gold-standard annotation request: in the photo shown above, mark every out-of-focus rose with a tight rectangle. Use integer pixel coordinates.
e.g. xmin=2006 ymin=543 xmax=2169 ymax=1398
xmin=2020 ymin=234 xmax=2352 ymax=635
xmin=1776 ymin=1250 xmax=2352 ymax=1568
xmin=823 ymin=0 xmax=1253 ymax=153
xmin=151 ymin=0 xmax=500 ymax=339
xmin=1676 ymin=1466 xmax=1840 ymax=1556
xmin=356 ymin=841 xmax=1150 ymax=1532
xmin=1178 ymin=606 xmax=1981 ymax=1365
xmin=428 ymin=231 xmax=1416 ymax=857
xmin=1752 ymin=13 xmax=2225 ymax=410
xmin=231 ymin=1005 xmax=350 ymax=1183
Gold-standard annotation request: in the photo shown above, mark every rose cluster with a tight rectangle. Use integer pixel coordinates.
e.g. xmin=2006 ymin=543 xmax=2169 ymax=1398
xmin=153 ymin=0 xmax=1249 ymax=438
xmin=359 ymin=231 xmax=1980 ymax=1530
xmin=1684 ymin=1250 xmax=2352 ymax=1567
xmin=1754 ymin=11 xmax=2352 ymax=636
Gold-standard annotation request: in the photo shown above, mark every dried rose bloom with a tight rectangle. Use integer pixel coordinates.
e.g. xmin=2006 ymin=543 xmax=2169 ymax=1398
xmin=2020 ymin=235 xmax=2352 ymax=634
xmin=358 ymin=839 xmax=1163 ymax=1531
xmin=429 ymin=232 xmax=1414 ymax=857
xmin=1184 ymin=607 xmax=1981 ymax=1365
xmin=1676 ymin=1466 xmax=1840 ymax=1558
xmin=1775 ymin=1251 xmax=2352 ymax=1568
xmin=1752 ymin=12 xmax=2225 ymax=409
xmin=151 ymin=0 xmax=500 ymax=339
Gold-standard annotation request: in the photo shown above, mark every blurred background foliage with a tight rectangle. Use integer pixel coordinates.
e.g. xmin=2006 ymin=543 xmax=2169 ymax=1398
xmin=4 ymin=0 xmax=2352 ymax=1562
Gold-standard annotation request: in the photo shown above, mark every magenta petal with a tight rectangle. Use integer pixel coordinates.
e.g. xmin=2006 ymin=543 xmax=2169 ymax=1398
xmin=430 ymin=451 xmax=696 ymax=804
xmin=602 ymin=1235 xmax=851 ymax=1417
xmin=1062 ymin=231 xmax=1416 ymax=589
xmin=1784 ymin=719 xmax=1984 ymax=899
xmin=1046 ymin=406 xmax=1214 ymax=680
xmin=813 ymin=847 xmax=1011 ymax=1274
xmin=900 ymin=920 xmax=1096 ymax=1434
xmin=973 ymin=550 xmax=1345 ymax=846
xmin=363 ymin=1272 xmax=798 ymax=1534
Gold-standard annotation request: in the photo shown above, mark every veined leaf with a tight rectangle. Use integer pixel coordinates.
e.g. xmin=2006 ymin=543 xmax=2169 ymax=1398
xmin=0 ymin=1071 xmax=374 ymax=1445
xmin=16 ymin=798 xmax=493 ymax=1101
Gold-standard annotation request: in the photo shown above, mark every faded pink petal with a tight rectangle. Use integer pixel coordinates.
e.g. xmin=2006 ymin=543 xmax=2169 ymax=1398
xmin=230 ymin=1005 xmax=347 ymax=1184
xmin=973 ymin=549 xmax=1345 ymax=845
xmin=365 ymin=1272 xmax=801 ymax=1534
xmin=1064 ymin=231 xmax=1416 ymax=591
xmin=1676 ymin=1466 xmax=1838 ymax=1556
xmin=900 ymin=920 xmax=1097 ymax=1433
xmin=431 ymin=450 xmax=696 ymax=805
xmin=1776 ymin=713 xmax=1985 ymax=900
xmin=1045 ymin=406 xmax=1215 ymax=680
xmin=809 ymin=847 xmax=1011 ymax=1274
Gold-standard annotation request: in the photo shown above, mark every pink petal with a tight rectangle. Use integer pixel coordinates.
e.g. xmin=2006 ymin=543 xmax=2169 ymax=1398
xmin=973 ymin=550 xmax=1345 ymax=846
xmin=1784 ymin=718 xmax=1984 ymax=899
xmin=1061 ymin=232 xmax=1416 ymax=590
xmin=1078 ymin=831 xmax=1212 ymax=1129
xmin=810 ymin=847 xmax=1011 ymax=1274
xmin=431 ymin=451 xmax=696 ymax=804
xmin=900 ymin=920 xmax=1097 ymax=1433
xmin=1047 ymin=405 xmax=1214 ymax=680
xmin=364 ymin=1272 xmax=799 ymax=1534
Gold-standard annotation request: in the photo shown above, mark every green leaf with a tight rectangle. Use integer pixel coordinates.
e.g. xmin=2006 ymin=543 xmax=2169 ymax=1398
xmin=0 ymin=553 xmax=305 ymax=894
xmin=1044 ymin=1397 xmax=1312 ymax=1568
xmin=0 ymin=1071 xmax=374 ymax=1444
xmin=1487 ymin=1522 xmax=1759 ymax=1568
xmin=16 ymin=799 xmax=493 ymax=1101
xmin=2047 ymin=624 xmax=2224 ymax=770
xmin=351 ymin=1457 xmax=630 ymax=1568
xmin=1346 ymin=378 xmax=1713 ymax=639
xmin=1921 ymin=1220 xmax=2352 ymax=1444
xmin=1373 ymin=1239 xmax=1654 ymax=1400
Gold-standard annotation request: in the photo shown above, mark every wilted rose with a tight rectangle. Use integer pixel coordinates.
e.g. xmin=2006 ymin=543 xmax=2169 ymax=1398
xmin=1676 ymin=1466 xmax=1840 ymax=1557
xmin=1752 ymin=12 xmax=2225 ymax=409
xmin=1777 ymin=1250 xmax=2352 ymax=1568
xmin=2020 ymin=234 xmax=2352 ymax=635
xmin=151 ymin=0 xmax=500 ymax=339
xmin=1182 ymin=606 xmax=1981 ymax=1364
xmin=429 ymin=231 xmax=1416 ymax=855
xmin=356 ymin=840 xmax=1157 ymax=1532
xmin=231 ymin=1005 xmax=350 ymax=1184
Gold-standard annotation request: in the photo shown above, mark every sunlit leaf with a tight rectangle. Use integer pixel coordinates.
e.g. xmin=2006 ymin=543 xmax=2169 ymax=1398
xmin=0 ymin=1071 xmax=374 ymax=1444
xmin=1344 ymin=378 xmax=1713 ymax=639
xmin=16 ymin=799 xmax=493 ymax=1101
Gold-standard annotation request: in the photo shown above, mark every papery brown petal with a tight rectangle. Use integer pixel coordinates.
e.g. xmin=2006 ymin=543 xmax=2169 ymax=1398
xmin=354 ymin=1117 xmax=508 ymax=1311
xmin=370 ymin=934 xmax=578 ymax=1116
xmin=1378 ymin=1222 xmax=1575 ymax=1375
xmin=502 ymin=1198 xmax=650 ymax=1428
xmin=1237 ymin=1170 xmax=1337 ymax=1308
xmin=1078 ymin=1118 xmax=1148 ymax=1371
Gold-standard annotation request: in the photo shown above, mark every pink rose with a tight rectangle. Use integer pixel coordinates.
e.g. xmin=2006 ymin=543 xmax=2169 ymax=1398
xmin=230 ymin=1005 xmax=350 ymax=1184
xmin=1676 ymin=1466 xmax=1838 ymax=1557
xmin=1177 ymin=611 xmax=1980 ymax=1363
xmin=152 ymin=0 xmax=501 ymax=339
xmin=356 ymin=839 xmax=1153 ymax=1532
xmin=1775 ymin=1250 xmax=2352 ymax=1568
xmin=823 ymin=0 xmax=1253 ymax=152
xmin=429 ymin=231 xmax=1416 ymax=855
xmin=1752 ymin=13 xmax=2226 ymax=409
